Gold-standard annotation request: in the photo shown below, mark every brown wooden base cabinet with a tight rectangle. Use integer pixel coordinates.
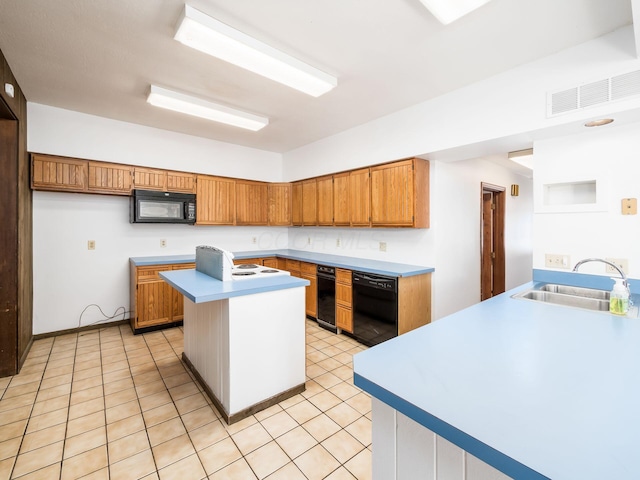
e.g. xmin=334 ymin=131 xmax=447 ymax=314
xmin=336 ymin=268 xmax=353 ymax=333
xmin=130 ymin=262 xmax=195 ymax=334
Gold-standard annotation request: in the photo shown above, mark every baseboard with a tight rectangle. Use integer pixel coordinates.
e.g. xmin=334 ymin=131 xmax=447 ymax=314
xmin=182 ymin=352 xmax=306 ymax=425
xmin=32 ymin=318 xmax=130 ymax=341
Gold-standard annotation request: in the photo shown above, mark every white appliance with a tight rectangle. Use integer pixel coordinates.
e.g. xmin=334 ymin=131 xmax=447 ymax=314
xmin=195 ymin=245 xmax=235 ymax=281
xmin=231 ymin=263 xmax=290 ymax=281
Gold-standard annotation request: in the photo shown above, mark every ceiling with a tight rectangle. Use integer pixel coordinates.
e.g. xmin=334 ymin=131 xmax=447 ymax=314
xmin=0 ymin=0 xmax=633 ymax=153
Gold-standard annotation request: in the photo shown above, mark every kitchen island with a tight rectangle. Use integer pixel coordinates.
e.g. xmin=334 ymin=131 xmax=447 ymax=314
xmin=354 ymin=270 xmax=640 ymax=480
xmin=161 ymin=268 xmax=309 ymax=424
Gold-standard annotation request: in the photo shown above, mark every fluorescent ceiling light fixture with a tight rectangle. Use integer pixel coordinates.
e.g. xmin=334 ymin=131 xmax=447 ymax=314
xmin=419 ymin=0 xmax=492 ymax=24
xmin=174 ymin=5 xmax=337 ymax=97
xmin=147 ymin=85 xmax=268 ymax=131
xmin=508 ymin=148 xmax=533 ymax=170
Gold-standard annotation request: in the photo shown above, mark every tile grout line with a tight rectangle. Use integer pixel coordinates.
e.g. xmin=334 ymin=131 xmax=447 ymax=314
xmin=5 ymin=338 xmax=53 ymax=480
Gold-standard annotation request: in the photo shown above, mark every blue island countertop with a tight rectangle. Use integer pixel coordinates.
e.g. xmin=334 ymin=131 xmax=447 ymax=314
xmin=354 ymin=280 xmax=640 ymax=480
xmin=130 ymin=249 xmax=433 ymax=278
xmin=160 ymin=269 xmax=309 ymax=304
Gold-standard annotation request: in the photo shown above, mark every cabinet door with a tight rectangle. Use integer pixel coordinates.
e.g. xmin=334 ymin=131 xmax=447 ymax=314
xmin=88 ymin=162 xmax=133 ymax=195
xmin=336 ymin=305 xmax=353 ymax=332
xmin=268 ymin=183 xmax=292 ymax=226
xmin=31 ymin=154 xmax=87 ymax=192
xmin=333 ymin=173 xmax=350 ymax=226
xmin=133 ymin=167 xmax=166 ymax=191
xmin=371 ymin=160 xmax=414 ymax=226
xmin=236 ymin=180 xmax=268 ymax=225
xmin=262 ymin=257 xmax=278 ymax=268
xmin=167 ymin=171 xmax=196 ymax=193
xmin=316 ymin=176 xmax=333 ymax=226
xmin=196 ymin=175 xmax=236 ymax=225
xmin=336 ymin=282 xmax=352 ymax=308
xmin=171 ymin=263 xmax=195 ymax=321
xmin=301 ymin=273 xmax=317 ymax=317
xmin=136 ymin=266 xmax=172 ymax=328
xmin=350 ymin=168 xmax=370 ymax=226
xmin=292 ymin=182 xmax=303 ymax=226
xmin=302 ymin=179 xmax=317 ymax=226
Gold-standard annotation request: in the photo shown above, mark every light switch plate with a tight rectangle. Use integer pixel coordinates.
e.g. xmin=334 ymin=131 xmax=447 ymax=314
xmin=545 ymin=253 xmax=570 ymax=269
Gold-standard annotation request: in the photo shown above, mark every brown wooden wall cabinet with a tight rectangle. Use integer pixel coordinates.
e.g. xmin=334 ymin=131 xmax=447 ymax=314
xmin=31 ymin=154 xmax=87 ymax=192
xmin=236 ymin=180 xmax=268 ymax=226
xmin=335 ymin=268 xmax=353 ymax=332
xmin=133 ymin=167 xmax=166 ymax=191
xmin=291 ymin=182 xmax=303 ymax=226
xmin=0 ymin=46 xmax=32 ymax=377
xmin=316 ymin=176 xmax=334 ymax=226
xmin=130 ymin=262 xmax=195 ymax=333
xmin=333 ymin=173 xmax=350 ymax=226
xmin=349 ymin=168 xmax=371 ymax=226
xmin=371 ymin=158 xmax=429 ymax=228
xmin=268 ymin=183 xmax=292 ymax=226
xmin=196 ymin=175 xmax=236 ymax=225
xmin=30 ymin=153 xmax=430 ymax=229
xmin=301 ymin=179 xmax=317 ymax=226
xmin=167 ymin=171 xmax=197 ymax=193
xmin=88 ymin=161 xmax=132 ymax=195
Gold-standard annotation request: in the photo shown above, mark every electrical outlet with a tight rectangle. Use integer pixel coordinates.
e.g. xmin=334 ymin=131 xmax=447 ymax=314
xmin=379 ymin=241 xmax=387 ymax=252
xmin=252 ymin=236 xmax=257 ymax=244
xmin=307 ymin=237 xmax=312 ymax=245
xmin=336 ymin=238 xmax=341 ymax=247
xmin=605 ymin=258 xmax=628 ymax=275
xmin=87 ymin=240 xmax=95 ymax=250
xmin=160 ymin=239 xmax=167 ymax=248
xmin=545 ymin=253 xmax=570 ymax=269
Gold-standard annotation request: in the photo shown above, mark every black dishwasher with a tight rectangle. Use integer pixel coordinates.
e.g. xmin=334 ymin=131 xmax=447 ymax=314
xmin=316 ymin=265 xmax=337 ymax=332
xmin=352 ymin=272 xmax=398 ymax=346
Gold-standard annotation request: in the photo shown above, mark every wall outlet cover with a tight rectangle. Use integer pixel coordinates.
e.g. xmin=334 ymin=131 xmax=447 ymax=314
xmin=605 ymin=258 xmax=628 ymax=275
xmin=87 ymin=240 xmax=96 ymax=250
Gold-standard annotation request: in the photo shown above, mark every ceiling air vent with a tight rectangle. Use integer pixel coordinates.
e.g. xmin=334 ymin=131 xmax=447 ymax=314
xmin=547 ymin=69 xmax=640 ymax=117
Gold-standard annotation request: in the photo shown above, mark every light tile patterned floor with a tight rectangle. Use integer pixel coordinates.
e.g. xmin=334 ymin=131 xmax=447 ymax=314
xmin=0 ymin=319 xmax=371 ymax=479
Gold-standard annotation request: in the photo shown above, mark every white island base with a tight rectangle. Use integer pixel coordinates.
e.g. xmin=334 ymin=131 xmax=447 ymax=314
xmin=372 ymin=399 xmax=512 ymax=480
xmin=182 ymin=287 xmax=306 ymax=424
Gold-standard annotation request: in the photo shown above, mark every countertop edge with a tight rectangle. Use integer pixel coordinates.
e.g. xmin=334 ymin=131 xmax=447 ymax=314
xmin=353 ymin=373 xmax=549 ymax=480
xmin=160 ymin=270 xmax=309 ymax=303
xmin=131 ymin=250 xmax=435 ymax=277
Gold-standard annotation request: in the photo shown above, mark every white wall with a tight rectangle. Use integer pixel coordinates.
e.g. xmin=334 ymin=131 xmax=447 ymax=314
xmin=28 ymin=103 xmax=283 ymax=181
xmin=28 ymin=104 xmax=287 ymax=334
xmin=533 ymin=120 xmax=640 ymax=278
xmin=282 ymin=26 xmax=640 ymax=179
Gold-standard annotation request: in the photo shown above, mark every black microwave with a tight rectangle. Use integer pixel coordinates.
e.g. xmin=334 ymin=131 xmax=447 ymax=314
xmin=130 ymin=189 xmax=196 ymax=224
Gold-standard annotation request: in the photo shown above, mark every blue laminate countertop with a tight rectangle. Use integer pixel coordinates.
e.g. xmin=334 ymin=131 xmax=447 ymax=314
xmin=131 ymin=249 xmax=434 ymax=277
xmin=160 ymin=269 xmax=309 ymax=304
xmin=354 ymin=281 xmax=640 ymax=480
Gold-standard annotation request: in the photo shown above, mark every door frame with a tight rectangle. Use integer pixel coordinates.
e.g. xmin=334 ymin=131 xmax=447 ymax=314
xmin=481 ymin=182 xmax=506 ymax=300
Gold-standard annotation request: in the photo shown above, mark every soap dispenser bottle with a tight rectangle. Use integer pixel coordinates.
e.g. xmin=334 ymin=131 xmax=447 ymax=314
xmin=609 ymin=278 xmax=629 ymax=315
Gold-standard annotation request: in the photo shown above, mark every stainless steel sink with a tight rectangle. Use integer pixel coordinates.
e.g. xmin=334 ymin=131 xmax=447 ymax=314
xmin=538 ymin=284 xmax=610 ymax=300
xmin=512 ymin=283 xmax=638 ymax=317
xmin=514 ymin=289 xmax=610 ymax=311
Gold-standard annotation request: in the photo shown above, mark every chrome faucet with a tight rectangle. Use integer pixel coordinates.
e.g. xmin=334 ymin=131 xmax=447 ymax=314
xmin=573 ymin=258 xmax=631 ymax=299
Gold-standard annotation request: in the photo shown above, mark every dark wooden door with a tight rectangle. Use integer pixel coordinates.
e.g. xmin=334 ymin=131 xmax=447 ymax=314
xmin=0 ymin=119 xmax=19 ymax=376
xmin=481 ymin=184 xmax=505 ymax=301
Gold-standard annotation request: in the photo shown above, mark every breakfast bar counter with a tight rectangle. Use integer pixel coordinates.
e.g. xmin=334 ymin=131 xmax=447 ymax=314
xmin=161 ymin=268 xmax=309 ymax=424
xmin=354 ymin=271 xmax=640 ymax=480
